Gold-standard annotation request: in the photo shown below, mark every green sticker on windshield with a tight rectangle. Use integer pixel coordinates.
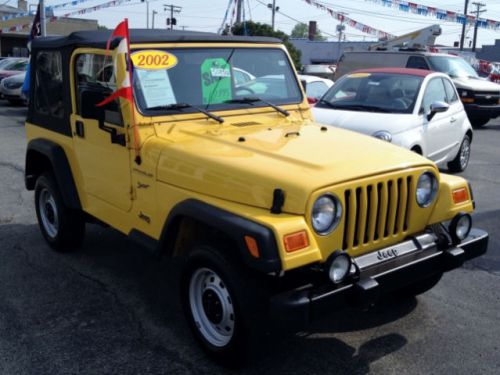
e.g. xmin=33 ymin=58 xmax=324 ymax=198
xmin=201 ymin=58 xmax=232 ymax=105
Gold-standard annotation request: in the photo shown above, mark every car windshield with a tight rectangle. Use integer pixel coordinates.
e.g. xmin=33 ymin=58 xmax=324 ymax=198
xmin=318 ymin=72 xmax=422 ymax=114
xmin=428 ymin=56 xmax=478 ymax=79
xmin=132 ymin=48 xmax=302 ymax=115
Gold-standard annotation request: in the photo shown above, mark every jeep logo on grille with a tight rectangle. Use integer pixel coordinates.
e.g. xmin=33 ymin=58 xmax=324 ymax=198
xmin=376 ymin=248 xmax=399 ymax=260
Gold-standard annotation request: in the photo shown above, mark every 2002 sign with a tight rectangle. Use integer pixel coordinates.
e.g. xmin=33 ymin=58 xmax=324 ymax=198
xmin=131 ymin=50 xmax=178 ymax=70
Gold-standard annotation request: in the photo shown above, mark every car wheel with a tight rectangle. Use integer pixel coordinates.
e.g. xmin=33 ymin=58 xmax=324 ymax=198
xmin=397 ymin=273 xmax=442 ymax=298
xmin=34 ymin=173 xmax=85 ymax=251
xmin=448 ymin=135 xmax=471 ymax=173
xmin=471 ymin=117 xmax=489 ymax=128
xmin=181 ymin=245 xmax=267 ymax=366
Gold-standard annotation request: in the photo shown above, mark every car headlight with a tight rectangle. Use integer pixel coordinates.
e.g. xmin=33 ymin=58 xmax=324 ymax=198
xmin=311 ymin=194 xmax=342 ymax=235
xmin=459 ymin=89 xmax=473 ymax=98
xmin=416 ymin=172 xmax=438 ymax=207
xmin=372 ymin=130 xmax=392 ymax=142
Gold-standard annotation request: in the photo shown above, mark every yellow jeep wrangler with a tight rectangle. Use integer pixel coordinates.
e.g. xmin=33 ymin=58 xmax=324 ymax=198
xmin=25 ymin=29 xmax=488 ymax=362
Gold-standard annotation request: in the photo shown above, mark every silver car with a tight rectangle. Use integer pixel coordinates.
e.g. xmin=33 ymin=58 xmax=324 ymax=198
xmin=0 ymin=72 xmax=27 ymax=105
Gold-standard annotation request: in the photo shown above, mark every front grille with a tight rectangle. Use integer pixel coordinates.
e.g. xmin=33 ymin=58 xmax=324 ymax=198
xmin=342 ymin=175 xmax=413 ymax=250
xmin=475 ymin=91 xmax=500 ymax=105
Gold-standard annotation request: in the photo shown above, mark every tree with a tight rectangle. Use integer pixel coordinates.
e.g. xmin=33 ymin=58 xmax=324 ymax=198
xmin=290 ymin=23 xmax=326 ymax=41
xmin=227 ymin=21 xmax=302 ymax=70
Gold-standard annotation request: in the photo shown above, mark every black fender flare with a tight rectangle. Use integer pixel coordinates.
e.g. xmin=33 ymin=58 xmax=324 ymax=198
xmin=159 ymin=199 xmax=282 ymax=273
xmin=25 ymin=138 xmax=81 ymax=210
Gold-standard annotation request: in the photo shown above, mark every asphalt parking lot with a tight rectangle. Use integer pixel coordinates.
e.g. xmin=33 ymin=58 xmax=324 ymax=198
xmin=0 ymin=101 xmax=499 ymax=374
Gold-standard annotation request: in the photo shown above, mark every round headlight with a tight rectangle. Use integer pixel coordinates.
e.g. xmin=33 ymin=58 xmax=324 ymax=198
xmin=416 ymin=172 xmax=438 ymax=207
xmin=326 ymin=251 xmax=351 ymax=284
xmin=311 ymin=194 xmax=342 ymax=235
xmin=449 ymin=213 xmax=472 ymax=244
xmin=372 ymin=130 xmax=392 ymax=142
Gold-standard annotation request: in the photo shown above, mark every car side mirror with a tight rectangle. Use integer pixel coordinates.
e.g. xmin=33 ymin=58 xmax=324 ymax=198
xmin=427 ymin=101 xmax=449 ymax=121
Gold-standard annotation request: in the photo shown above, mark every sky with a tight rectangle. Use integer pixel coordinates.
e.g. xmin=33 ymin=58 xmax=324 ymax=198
xmin=24 ymin=0 xmax=500 ymax=48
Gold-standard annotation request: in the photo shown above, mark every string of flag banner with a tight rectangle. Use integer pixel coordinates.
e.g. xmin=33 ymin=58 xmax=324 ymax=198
xmin=0 ymin=0 xmax=97 ymax=22
xmin=301 ymin=0 xmax=395 ymax=39
xmin=365 ymin=0 xmax=500 ymax=31
xmin=0 ymin=0 xmax=135 ymax=33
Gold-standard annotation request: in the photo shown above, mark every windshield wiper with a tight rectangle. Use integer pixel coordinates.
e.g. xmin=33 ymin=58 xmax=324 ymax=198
xmin=335 ymin=104 xmax=392 ymax=113
xmin=317 ymin=99 xmax=337 ymax=109
xmin=225 ymin=97 xmax=289 ymax=117
xmin=147 ymin=103 xmax=224 ymax=123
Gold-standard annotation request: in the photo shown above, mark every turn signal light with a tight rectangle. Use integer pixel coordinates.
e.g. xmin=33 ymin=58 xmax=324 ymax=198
xmin=461 ymin=98 xmax=474 ymax=103
xmin=244 ymin=236 xmax=260 ymax=258
xmin=452 ymin=187 xmax=469 ymax=204
xmin=284 ymin=231 xmax=309 ymax=252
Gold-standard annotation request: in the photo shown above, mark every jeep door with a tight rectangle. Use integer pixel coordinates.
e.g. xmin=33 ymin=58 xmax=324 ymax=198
xmin=70 ymin=52 xmax=132 ymax=212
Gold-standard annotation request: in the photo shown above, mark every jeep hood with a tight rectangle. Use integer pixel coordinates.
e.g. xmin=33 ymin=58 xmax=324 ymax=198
xmin=155 ymin=122 xmax=432 ymax=214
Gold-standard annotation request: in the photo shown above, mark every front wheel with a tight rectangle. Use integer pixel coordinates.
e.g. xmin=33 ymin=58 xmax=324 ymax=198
xmin=181 ymin=246 xmax=267 ymax=365
xmin=34 ymin=173 xmax=85 ymax=251
xmin=447 ymin=135 xmax=471 ymax=173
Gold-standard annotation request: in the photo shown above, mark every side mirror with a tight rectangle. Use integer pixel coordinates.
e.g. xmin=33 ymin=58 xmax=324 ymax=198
xmin=427 ymin=101 xmax=449 ymax=121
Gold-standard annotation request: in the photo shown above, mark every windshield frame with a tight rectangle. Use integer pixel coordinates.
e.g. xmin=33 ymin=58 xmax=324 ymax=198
xmin=130 ymin=46 xmax=304 ymax=117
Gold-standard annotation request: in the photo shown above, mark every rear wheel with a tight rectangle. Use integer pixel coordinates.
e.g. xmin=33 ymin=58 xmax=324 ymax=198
xmin=448 ymin=135 xmax=471 ymax=173
xmin=34 ymin=173 xmax=85 ymax=251
xmin=181 ymin=245 xmax=267 ymax=366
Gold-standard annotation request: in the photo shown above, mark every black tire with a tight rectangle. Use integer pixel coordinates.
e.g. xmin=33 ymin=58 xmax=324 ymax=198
xmin=34 ymin=173 xmax=85 ymax=251
xmin=471 ymin=117 xmax=489 ymax=128
xmin=447 ymin=135 xmax=471 ymax=173
xmin=180 ymin=245 xmax=268 ymax=366
xmin=397 ymin=273 xmax=443 ymax=298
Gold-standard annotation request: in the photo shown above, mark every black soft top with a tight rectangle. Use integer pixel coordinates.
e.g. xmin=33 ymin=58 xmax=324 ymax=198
xmin=31 ymin=29 xmax=282 ymax=50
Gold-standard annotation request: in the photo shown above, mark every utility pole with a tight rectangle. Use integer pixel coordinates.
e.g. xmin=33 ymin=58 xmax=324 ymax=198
xmin=141 ymin=0 xmax=150 ymax=28
xmin=471 ymin=2 xmax=486 ymax=52
xmin=459 ymin=0 xmax=469 ymax=50
xmin=236 ymin=0 xmax=243 ymax=23
xmin=267 ymin=1 xmax=279 ymax=31
xmin=164 ymin=4 xmax=181 ymax=30
xmin=40 ymin=0 xmax=46 ymax=36
xmin=152 ymin=10 xmax=157 ymax=29
xmin=337 ymin=12 xmax=347 ymax=43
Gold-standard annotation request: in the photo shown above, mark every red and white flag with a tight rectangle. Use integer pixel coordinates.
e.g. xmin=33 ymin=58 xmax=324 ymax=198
xmin=96 ymin=19 xmax=142 ymax=163
xmin=96 ymin=19 xmax=133 ymax=107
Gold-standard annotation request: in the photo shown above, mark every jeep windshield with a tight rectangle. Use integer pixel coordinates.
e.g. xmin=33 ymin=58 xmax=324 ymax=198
xmin=317 ymin=72 xmax=422 ymax=114
xmin=131 ymin=48 xmax=302 ymax=116
xmin=428 ymin=56 xmax=479 ymax=79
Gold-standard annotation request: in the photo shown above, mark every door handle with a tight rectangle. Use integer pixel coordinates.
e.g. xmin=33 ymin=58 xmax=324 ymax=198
xmin=450 ymin=117 xmax=457 ymax=123
xmin=75 ymin=120 xmax=85 ymax=137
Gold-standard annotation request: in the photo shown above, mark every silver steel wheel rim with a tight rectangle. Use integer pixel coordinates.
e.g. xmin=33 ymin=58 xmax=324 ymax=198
xmin=189 ymin=267 xmax=235 ymax=347
xmin=38 ymin=188 xmax=59 ymax=238
xmin=460 ymin=138 xmax=471 ymax=170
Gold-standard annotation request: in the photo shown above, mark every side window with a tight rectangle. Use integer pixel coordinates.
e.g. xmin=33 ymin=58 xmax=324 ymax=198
xmin=406 ymin=56 xmax=430 ymax=70
xmin=306 ymin=81 xmax=328 ymax=99
xmin=442 ymin=78 xmax=458 ymax=103
xmin=34 ymin=51 xmax=64 ymax=118
xmin=75 ymin=54 xmax=120 ymax=124
xmin=421 ymin=78 xmax=447 ymax=114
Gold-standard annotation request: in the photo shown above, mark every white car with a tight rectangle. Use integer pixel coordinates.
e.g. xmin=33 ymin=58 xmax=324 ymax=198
xmin=298 ymin=74 xmax=333 ymax=103
xmin=313 ymin=67 xmax=473 ymax=172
